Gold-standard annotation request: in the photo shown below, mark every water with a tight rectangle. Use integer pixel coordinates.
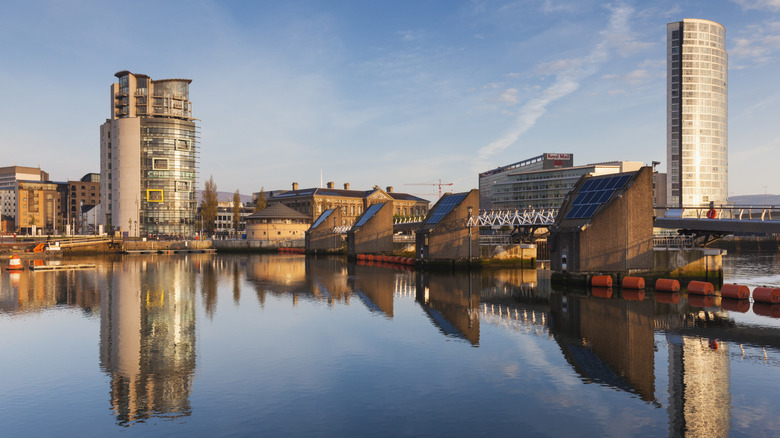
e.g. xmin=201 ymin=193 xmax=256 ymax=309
xmin=1 ymin=252 xmax=779 ymax=437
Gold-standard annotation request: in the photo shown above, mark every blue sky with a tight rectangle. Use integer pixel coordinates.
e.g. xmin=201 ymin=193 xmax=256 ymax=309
xmin=1 ymin=0 xmax=780 ymax=201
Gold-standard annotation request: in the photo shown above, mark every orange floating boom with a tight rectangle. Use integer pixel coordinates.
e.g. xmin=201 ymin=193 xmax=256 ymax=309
xmin=591 ymin=275 xmax=613 ymax=287
xmin=687 ymin=280 xmax=714 ymax=295
xmin=622 ymin=277 xmax=645 ymax=289
xmin=655 ymin=278 xmax=680 ymax=292
xmin=720 ymin=284 xmax=750 ymax=300
xmin=753 ymin=287 xmax=780 ymax=304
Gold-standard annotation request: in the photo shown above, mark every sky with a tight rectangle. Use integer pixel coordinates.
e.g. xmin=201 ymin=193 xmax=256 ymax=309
xmin=2 ymin=0 xmax=780 ymax=201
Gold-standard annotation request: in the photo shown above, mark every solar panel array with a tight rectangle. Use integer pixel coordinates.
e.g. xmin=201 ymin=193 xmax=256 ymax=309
xmin=311 ymin=209 xmax=334 ymax=229
xmin=426 ymin=193 xmax=468 ymax=224
xmin=354 ymin=203 xmax=384 ymax=228
xmin=564 ymin=174 xmax=632 ymax=219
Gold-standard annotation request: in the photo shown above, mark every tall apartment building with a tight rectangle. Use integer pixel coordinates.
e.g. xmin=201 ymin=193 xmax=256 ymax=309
xmin=100 ymin=71 xmax=198 ymax=237
xmin=667 ymin=19 xmax=728 ymax=208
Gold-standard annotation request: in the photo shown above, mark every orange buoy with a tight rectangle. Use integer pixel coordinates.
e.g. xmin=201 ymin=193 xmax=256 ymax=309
xmin=591 ymin=275 xmax=612 ymax=287
xmin=655 ymin=278 xmax=680 ymax=292
xmin=622 ymin=290 xmax=645 ymax=301
xmin=687 ymin=280 xmax=714 ymax=295
xmin=7 ymin=254 xmax=23 ymax=271
xmin=656 ymin=292 xmax=680 ymax=304
xmin=753 ymin=302 xmax=780 ymax=318
xmin=753 ymin=287 xmax=780 ymax=304
xmin=591 ymin=287 xmax=612 ymax=299
xmin=706 ymin=208 xmax=717 ymax=219
xmin=720 ymin=284 xmax=750 ymax=300
xmin=721 ymin=298 xmax=750 ymax=313
xmin=622 ymin=276 xmax=645 ymax=289
xmin=688 ymin=294 xmax=716 ymax=308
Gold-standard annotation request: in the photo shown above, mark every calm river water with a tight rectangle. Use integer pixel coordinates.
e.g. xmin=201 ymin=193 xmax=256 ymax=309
xmin=1 ymin=251 xmax=779 ymax=437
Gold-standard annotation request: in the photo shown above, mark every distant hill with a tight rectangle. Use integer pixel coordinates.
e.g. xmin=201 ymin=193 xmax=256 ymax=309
xmin=729 ymin=194 xmax=780 ymax=206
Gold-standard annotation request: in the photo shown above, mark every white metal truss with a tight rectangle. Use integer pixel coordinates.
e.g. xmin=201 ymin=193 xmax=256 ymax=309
xmin=332 ymin=225 xmax=351 ymax=234
xmin=467 ymin=209 xmax=558 ymax=227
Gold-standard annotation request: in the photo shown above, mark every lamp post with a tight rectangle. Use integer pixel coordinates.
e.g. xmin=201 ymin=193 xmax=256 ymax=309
xmin=467 ymin=205 xmax=473 ymax=263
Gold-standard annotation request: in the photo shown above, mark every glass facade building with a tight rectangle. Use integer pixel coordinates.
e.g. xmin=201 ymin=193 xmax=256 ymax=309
xmin=101 ymin=71 xmax=198 ymax=237
xmin=667 ymin=19 xmax=728 ymax=208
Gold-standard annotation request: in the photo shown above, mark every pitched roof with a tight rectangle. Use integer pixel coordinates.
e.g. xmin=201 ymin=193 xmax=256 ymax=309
xmin=247 ymin=203 xmax=311 ymax=221
xmin=269 ymin=186 xmax=427 ymax=203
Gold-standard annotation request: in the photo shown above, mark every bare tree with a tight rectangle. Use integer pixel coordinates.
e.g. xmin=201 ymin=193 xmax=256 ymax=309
xmin=232 ymin=190 xmax=241 ymax=238
xmin=201 ymin=175 xmax=218 ymax=235
xmin=255 ymin=186 xmax=267 ymax=211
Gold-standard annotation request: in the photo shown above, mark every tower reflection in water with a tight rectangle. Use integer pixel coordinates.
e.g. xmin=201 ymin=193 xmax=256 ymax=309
xmin=99 ymin=256 xmax=197 ymax=425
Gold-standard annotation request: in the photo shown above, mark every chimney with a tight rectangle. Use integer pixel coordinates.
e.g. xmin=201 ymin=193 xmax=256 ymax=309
xmin=343 ymin=183 xmax=350 ymax=190
xmin=327 ymin=181 xmax=334 ymax=189
xmin=292 ymin=182 xmax=298 ymax=190
xmin=386 ymin=186 xmax=393 ymax=193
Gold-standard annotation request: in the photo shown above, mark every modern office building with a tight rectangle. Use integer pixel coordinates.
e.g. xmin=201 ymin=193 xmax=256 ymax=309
xmin=481 ymin=155 xmax=642 ymax=211
xmin=100 ymin=71 xmax=198 ymax=237
xmin=479 ymin=153 xmax=574 ymax=210
xmin=0 ymin=166 xmax=49 ymax=189
xmin=667 ymin=19 xmax=728 ymax=208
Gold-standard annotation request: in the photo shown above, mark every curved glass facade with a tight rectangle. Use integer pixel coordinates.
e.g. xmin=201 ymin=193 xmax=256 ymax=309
xmin=140 ymin=119 xmax=198 ymax=236
xmin=667 ymin=19 xmax=728 ymax=208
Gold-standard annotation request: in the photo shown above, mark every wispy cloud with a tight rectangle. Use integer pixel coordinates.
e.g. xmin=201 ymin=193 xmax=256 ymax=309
xmin=731 ymin=21 xmax=780 ymax=66
xmin=398 ymin=30 xmax=423 ymax=41
xmin=732 ymin=0 xmax=780 ymax=11
xmin=478 ymin=2 xmax=641 ymax=161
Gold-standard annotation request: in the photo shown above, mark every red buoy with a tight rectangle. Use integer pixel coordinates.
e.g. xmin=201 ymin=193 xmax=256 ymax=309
xmin=655 ymin=278 xmax=680 ymax=292
xmin=720 ymin=284 xmax=750 ymax=300
xmin=592 ymin=275 xmax=613 ymax=287
xmin=753 ymin=287 xmax=780 ymax=304
xmin=687 ymin=280 xmax=714 ymax=295
xmin=622 ymin=276 xmax=645 ymax=289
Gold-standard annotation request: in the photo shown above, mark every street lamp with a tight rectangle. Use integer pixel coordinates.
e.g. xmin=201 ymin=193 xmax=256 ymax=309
xmin=467 ymin=205 xmax=473 ymax=262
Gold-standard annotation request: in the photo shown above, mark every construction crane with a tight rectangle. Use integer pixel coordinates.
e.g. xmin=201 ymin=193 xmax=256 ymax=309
xmin=404 ymin=179 xmax=454 ymax=199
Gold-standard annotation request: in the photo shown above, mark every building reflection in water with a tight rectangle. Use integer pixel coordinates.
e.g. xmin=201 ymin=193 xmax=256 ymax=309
xmin=99 ymin=256 xmax=196 ymax=426
xmin=0 ymin=265 xmax=101 ymax=315
xmin=415 ymin=270 xmax=480 ymax=346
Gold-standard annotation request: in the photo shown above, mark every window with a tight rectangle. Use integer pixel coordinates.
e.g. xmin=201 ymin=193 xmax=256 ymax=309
xmin=152 ymin=158 xmax=169 ymax=170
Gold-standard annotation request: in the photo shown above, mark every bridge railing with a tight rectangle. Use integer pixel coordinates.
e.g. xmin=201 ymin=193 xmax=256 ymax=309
xmin=656 ymin=205 xmax=780 ymax=221
xmin=468 ymin=209 xmax=559 ymax=227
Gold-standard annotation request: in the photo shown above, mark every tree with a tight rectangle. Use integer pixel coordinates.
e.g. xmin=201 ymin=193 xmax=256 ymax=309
xmin=255 ymin=186 xmax=267 ymax=211
xmin=201 ymin=175 xmax=218 ymax=235
xmin=232 ymin=190 xmax=241 ymax=237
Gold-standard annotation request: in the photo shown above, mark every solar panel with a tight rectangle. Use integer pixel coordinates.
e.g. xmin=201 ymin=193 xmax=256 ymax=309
xmin=354 ymin=203 xmax=384 ymax=228
xmin=311 ymin=209 xmax=334 ymax=229
xmin=564 ymin=174 xmax=633 ymax=219
xmin=426 ymin=193 xmax=468 ymax=224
